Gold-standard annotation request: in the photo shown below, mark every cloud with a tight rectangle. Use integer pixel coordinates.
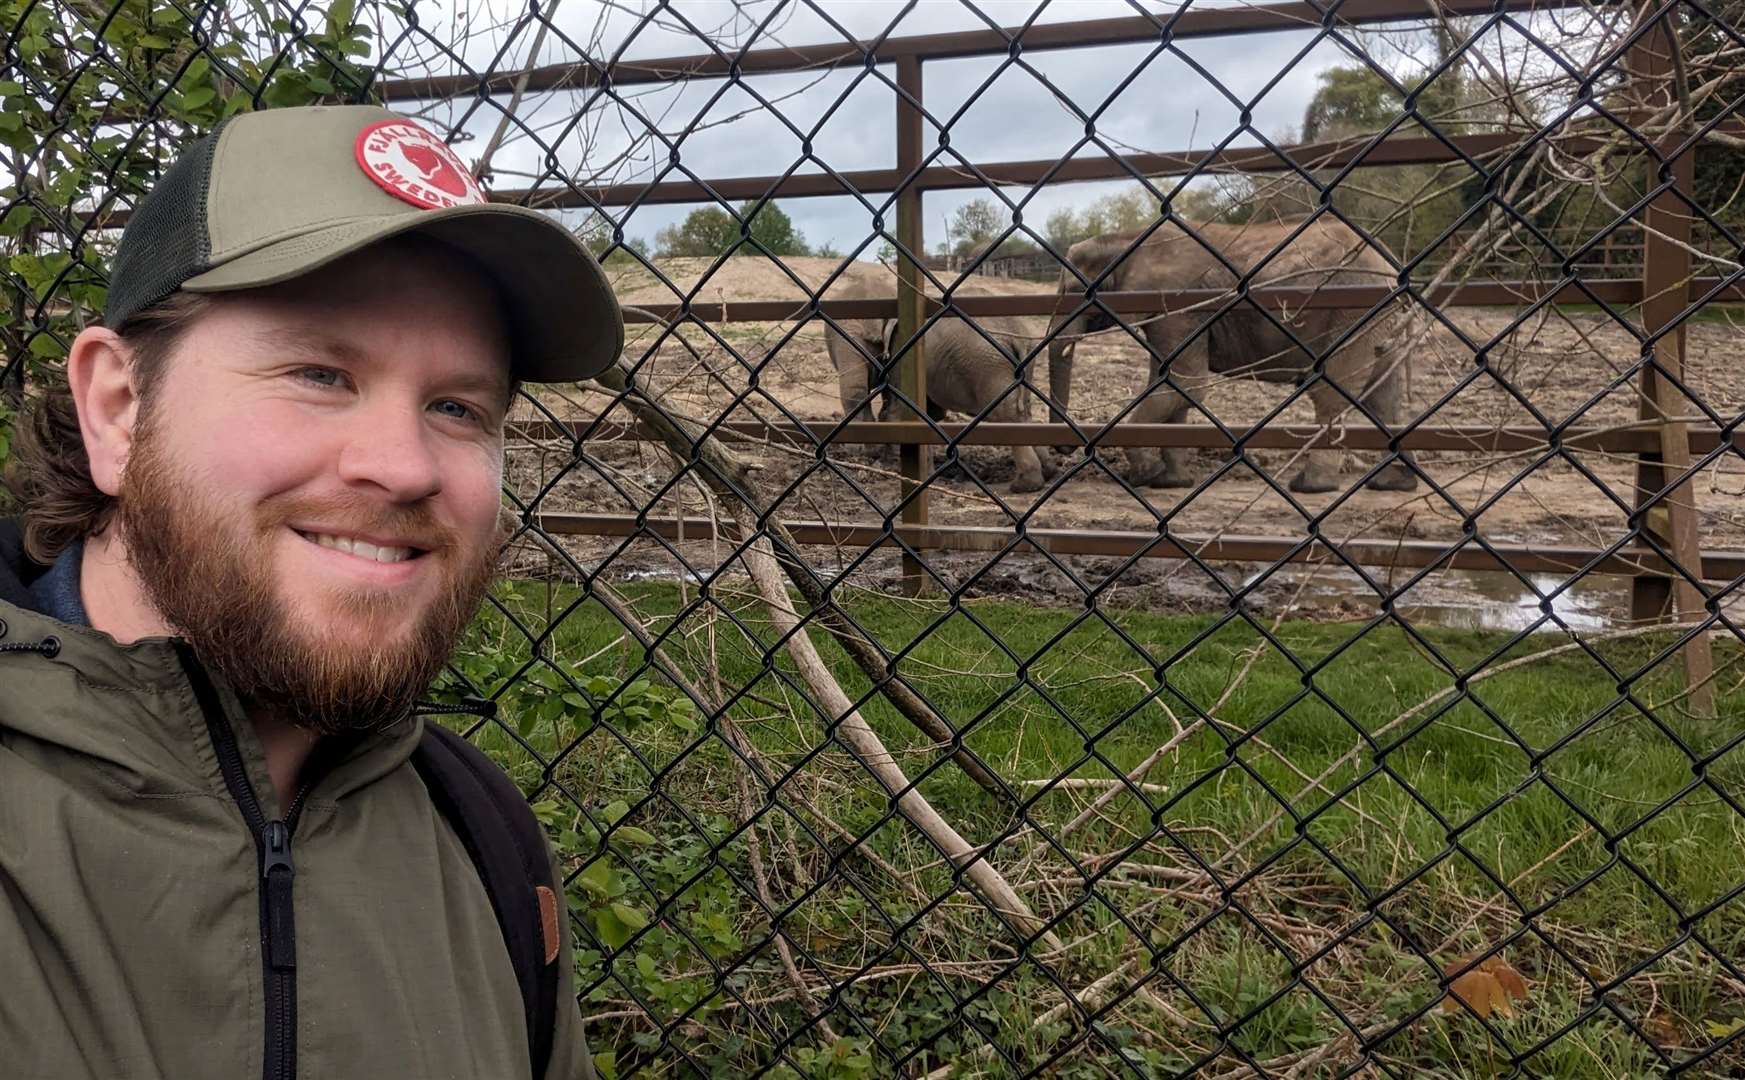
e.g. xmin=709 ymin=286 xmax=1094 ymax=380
xmin=387 ymin=1 xmax=1439 ymax=256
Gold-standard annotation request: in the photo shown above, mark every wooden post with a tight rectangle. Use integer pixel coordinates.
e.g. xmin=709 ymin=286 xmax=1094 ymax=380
xmin=895 ymin=55 xmax=930 ymax=595
xmin=1628 ymin=11 xmax=1714 ymax=715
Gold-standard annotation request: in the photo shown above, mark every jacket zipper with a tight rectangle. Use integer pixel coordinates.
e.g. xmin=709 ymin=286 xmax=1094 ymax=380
xmin=176 ymin=643 xmax=310 ymax=1080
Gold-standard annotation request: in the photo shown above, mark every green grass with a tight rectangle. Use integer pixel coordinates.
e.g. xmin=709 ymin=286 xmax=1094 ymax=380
xmin=447 ymin=579 xmax=1745 ymax=1079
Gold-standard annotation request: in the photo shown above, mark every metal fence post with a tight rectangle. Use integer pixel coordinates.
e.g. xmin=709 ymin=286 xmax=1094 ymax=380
xmin=895 ymin=54 xmax=930 ymax=595
xmin=1629 ymin=9 xmax=1714 ymax=715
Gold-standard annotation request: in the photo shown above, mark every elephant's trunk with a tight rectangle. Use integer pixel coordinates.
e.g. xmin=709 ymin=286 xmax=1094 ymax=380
xmin=1045 ymin=320 xmax=1079 ymax=424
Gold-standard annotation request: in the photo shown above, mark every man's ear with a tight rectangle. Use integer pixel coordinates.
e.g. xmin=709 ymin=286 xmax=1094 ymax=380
xmin=66 ymin=326 xmax=139 ymax=498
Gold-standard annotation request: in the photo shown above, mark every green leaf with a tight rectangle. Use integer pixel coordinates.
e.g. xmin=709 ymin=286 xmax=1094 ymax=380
xmin=615 ymin=826 xmax=657 ymax=846
xmin=137 ymin=33 xmax=172 ymax=48
xmin=577 ymin=859 xmax=614 ymax=898
xmin=178 ymin=86 xmax=216 ymax=109
xmin=327 ymin=0 xmax=356 ymax=35
xmin=184 ymin=57 xmax=210 ymax=83
xmin=601 ymin=799 xmax=630 ymax=825
xmin=610 ymin=902 xmax=649 ymax=932
xmin=29 ymin=335 xmax=66 ymax=359
xmin=594 ymin=906 xmax=631 ymax=949
xmin=307 ymin=75 xmax=335 ymax=95
xmin=0 ymin=81 xmax=24 ymax=97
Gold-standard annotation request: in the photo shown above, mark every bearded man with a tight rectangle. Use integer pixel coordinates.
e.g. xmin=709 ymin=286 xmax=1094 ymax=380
xmin=0 ymin=105 xmax=621 ymax=1080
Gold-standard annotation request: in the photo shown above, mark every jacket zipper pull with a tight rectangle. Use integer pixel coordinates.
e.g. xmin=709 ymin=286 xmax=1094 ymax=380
xmin=263 ymin=820 xmax=297 ymax=971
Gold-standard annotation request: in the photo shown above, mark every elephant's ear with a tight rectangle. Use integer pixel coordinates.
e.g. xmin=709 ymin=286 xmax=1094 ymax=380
xmin=1105 ymin=247 xmax=1128 ymax=289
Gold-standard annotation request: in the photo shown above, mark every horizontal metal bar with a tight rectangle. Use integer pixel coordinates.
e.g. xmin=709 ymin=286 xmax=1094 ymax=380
xmin=530 ymin=512 xmax=1745 ymax=582
xmin=493 ymin=131 xmax=1559 ymax=208
xmin=474 ymin=115 xmax=1745 ymax=207
xmin=89 ymin=122 xmax=1745 ymax=228
xmin=381 ymin=0 xmax=1579 ymax=100
xmin=68 ymin=130 xmax=1561 ymax=229
xmin=509 ymin=420 xmax=1745 ymax=456
xmin=619 ymin=278 xmax=1745 ymax=324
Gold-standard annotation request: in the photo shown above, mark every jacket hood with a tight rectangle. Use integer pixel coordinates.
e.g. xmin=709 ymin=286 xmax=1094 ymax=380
xmin=0 ymin=517 xmax=424 ymax=817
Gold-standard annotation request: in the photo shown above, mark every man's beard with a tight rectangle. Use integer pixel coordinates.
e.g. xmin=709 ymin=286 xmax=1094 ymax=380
xmin=116 ymin=413 xmax=504 ymax=735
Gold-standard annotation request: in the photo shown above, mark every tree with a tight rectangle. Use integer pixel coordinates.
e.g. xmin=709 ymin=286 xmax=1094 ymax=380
xmin=1301 ymin=66 xmax=1401 ymax=142
xmin=934 ymin=197 xmax=1038 ymax=261
xmin=1233 ymin=34 xmax=1521 ymax=257
xmin=941 ymin=197 xmax=1003 ymax=257
xmin=743 ymin=200 xmax=810 ymax=256
xmin=654 ymin=207 xmax=736 ymax=257
xmin=1042 ymin=185 xmax=1161 ymax=251
xmin=653 ymin=200 xmax=812 ymax=258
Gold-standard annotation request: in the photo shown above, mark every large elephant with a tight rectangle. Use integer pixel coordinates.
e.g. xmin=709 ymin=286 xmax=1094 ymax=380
xmin=824 ymin=280 xmax=1055 ymax=493
xmin=1044 ymin=218 xmax=1417 ymax=492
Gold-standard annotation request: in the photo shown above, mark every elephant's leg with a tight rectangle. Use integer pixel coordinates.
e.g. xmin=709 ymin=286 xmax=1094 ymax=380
xmin=1128 ymin=326 xmax=1200 ymax=488
xmin=1290 ymin=376 xmax=1349 ymax=493
xmin=830 ymin=332 xmax=875 ymax=422
xmin=1008 ymin=444 xmax=1047 ymax=493
xmin=1359 ymin=345 xmax=1419 ymax=492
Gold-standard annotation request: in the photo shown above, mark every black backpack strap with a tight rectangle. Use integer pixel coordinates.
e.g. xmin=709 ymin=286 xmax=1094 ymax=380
xmin=412 ymin=723 xmax=561 ymax=1079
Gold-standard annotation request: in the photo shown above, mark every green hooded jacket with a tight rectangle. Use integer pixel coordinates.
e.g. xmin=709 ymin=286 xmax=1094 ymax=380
xmin=0 ymin=520 xmax=593 ymax=1079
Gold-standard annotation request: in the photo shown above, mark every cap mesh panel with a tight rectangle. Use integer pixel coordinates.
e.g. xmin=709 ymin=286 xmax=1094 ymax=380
xmin=101 ymin=121 xmax=228 ymax=328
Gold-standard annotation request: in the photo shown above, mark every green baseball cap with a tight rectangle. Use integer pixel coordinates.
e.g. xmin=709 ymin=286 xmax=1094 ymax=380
xmin=103 ymin=104 xmax=623 ymax=383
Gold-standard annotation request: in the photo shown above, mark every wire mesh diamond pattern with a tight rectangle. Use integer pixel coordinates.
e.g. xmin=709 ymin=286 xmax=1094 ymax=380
xmin=6 ymin=0 xmax=1745 ymax=1076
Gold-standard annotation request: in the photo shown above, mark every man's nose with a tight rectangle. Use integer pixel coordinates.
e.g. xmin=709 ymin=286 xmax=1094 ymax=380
xmin=335 ymin=398 xmax=444 ymax=502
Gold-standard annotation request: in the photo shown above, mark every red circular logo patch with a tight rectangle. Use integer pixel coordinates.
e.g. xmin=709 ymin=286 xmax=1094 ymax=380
xmin=354 ymin=119 xmax=486 ymax=210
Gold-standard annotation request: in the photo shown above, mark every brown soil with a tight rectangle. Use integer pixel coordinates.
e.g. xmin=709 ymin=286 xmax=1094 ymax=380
xmin=507 ymin=256 xmax=1745 ymax=612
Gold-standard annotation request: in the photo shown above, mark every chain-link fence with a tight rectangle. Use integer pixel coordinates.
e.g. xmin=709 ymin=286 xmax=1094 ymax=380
xmin=6 ymin=0 xmax=1745 ymax=1075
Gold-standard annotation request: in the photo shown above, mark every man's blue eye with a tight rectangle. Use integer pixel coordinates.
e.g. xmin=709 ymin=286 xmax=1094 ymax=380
xmin=300 ymin=367 xmax=342 ymax=387
xmin=433 ymin=400 xmax=474 ymax=421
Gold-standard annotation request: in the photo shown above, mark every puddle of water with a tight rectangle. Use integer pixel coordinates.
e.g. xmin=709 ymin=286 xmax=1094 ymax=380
xmin=620 ymin=567 xmax=705 ymax=585
xmin=1240 ymin=566 xmax=1630 ymax=633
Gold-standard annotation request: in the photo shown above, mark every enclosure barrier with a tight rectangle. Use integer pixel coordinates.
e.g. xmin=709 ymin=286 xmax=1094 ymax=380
xmin=379 ymin=0 xmax=1738 ymax=684
xmin=6 ymin=0 xmax=1745 ymax=1076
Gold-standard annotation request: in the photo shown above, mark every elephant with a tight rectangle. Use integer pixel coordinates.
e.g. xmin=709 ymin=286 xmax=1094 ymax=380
xmin=1044 ymin=218 xmax=1418 ymax=493
xmin=824 ymin=280 xmax=1056 ymax=493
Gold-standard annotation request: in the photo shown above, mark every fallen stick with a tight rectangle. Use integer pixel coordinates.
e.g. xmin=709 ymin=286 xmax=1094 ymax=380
xmin=735 ymin=515 xmax=1060 ymax=947
xmin=591 ymin=353 xmax=1011 ymax=802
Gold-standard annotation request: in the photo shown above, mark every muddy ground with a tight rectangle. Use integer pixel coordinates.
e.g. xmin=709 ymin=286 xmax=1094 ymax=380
xmin=504 ymin=256 xmax=1745 ymax=624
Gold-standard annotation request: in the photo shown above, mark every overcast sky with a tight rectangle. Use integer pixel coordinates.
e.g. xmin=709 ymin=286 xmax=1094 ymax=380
xmin=372 ymin=0 xmax=1549 ymax=257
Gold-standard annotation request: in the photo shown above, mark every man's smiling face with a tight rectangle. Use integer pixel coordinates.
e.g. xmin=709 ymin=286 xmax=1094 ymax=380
xmin=115 ymin=236 xmax=513 ymax=732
